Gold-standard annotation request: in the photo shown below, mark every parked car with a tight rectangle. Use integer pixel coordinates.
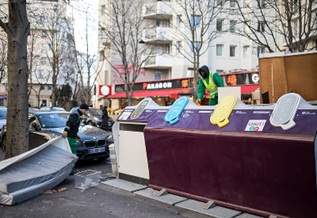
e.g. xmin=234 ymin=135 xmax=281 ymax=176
xmin=70 ymin=107 xmax=113 ymax=130
xmin=40 ymin=107 xmax=66 ymax=111
xmin=0 ymin=108 xmax=7 ymax=140
xmin=1 ymin=111 xmax=113 ymax=160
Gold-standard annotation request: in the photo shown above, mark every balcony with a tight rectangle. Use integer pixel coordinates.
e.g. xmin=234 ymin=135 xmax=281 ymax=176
xmin=143 ymin=2 xmax=173 ymax=19
xmin=143 ymin=27 xmax=172 ymax=43
xmin=142 ymin=54 xmax=172 ymax=69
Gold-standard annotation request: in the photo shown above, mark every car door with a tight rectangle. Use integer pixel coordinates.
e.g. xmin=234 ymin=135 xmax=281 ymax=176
xmin=28 ymin=113 xmax=40 ymax=150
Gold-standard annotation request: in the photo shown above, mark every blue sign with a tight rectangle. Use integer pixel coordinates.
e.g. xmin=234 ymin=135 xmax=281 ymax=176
xmin=164 ymin=96 xmax=189 ymax=125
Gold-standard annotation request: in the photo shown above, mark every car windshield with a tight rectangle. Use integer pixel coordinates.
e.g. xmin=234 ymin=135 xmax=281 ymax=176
xmin=89 ymin=109 xmax=103 ymax=116
xmin=0 ymin=108 xmax=7 ymax=119
xmin=37 ymin=113 xmax=69 ymax=128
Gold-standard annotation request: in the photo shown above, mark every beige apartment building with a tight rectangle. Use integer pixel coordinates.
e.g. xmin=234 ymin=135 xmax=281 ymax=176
xmin=0 ymin=0 xmax=72 ymax=107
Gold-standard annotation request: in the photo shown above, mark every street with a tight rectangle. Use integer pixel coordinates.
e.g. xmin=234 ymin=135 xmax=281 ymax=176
xmin=0 ymin=150 xmax=211 ymax=218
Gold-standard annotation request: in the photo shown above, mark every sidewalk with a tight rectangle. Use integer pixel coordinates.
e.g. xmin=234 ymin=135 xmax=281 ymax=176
xmin=0 ymin=158 xmax=211 ymax=218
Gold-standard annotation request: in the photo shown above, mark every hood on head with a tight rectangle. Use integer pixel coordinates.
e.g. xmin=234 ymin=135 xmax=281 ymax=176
xmin=198 ymin=65 xmax=210 ymax=79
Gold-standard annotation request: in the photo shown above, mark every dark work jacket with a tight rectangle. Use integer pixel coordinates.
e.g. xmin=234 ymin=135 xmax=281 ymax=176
xmin=64 ymin=109 xmax=83 ymax=138
xmin=102 ymin=109 xmax=109 ymax=126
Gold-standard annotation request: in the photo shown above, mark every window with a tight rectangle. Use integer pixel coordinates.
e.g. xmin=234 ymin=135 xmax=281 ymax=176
xmin=291 ymin=0 xmax=298 ymax=13
xmin=101 ymin=5 xmax=105 ymax=15
xmin=175 ymin=41 xmax=181 ymax=54
xmin=216 ymin=19 xmax=223 ymax=31
xmin=49 ymin=44 xmax=53 ymax=51
xmin=53 ymin=5 xmax=58 ymax=12
xmin=156 ymin=21 xmax=160 ymax=27
xmin=257 ymin=46 xmax=265 ymax=56
xmin=293 ymin=18 xmax=299 ymax=36
xmin=191 ymin=15 xmax=200 ymax=27
xmin=99 ymin=51 xmax=105 ymax=61
xmin=243 ymin=21 xmax=251 ymax=33
xmin=40 ymin=16 xmax=44 ymax=24
xmin=216 ymin=70 xmax=224 ymax=74
xmin=230 ymin=0 xmax=236 ymax=7
xmin=176 ymin=15 xmax=182 ymax=27
xmin=258 ymin=21 xmax=265 ymax=32
xmin=53 ymin=32 xmax=57 ymax=38
xmin=258 ymin=0 xmax=266 ymax=8
xmin=41 ymin=57 xmax=46 ymax=64
xmin=190 ymin=42 xmax=200 ymax=53
xmin=48 ymin=85 xmax=52 ymax=91
xmin=41 ymin=44 xmax=46 ymax=54
xmin=42 ymin=31 xmax=46 ymax=38
xmin=38 ymin=70 xmax=43 ymax=79
xmin=243 ymin=46 xmax=250 ymax=58
xmin=216 ymin=44 xmax=223 ymax=56
xmin=216 ymin=0 xmax=223 ymax=6
xmin=230 ymin=45 xmax=236 ymax=57
xmin=230 ymin=21 xmax=236 ymax=33
xmin=155 ymin=71 xmax=162 ymax=80
xmin=40 ymin=85 xmax=45 ymax=91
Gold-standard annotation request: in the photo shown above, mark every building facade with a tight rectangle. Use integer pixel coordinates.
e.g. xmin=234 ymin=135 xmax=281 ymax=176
xmin=0 ymin=0 xmax=74 ymax=107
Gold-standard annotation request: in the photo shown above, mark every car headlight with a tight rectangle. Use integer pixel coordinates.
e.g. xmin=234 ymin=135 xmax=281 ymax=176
xmin=107 ymin=135 xmax=113 ymax=144
xmin=76 ymin=141 xmax=84 ymax=147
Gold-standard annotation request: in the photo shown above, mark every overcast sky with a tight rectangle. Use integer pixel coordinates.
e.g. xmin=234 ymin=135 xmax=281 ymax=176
xmin=70 ymin=0 xmax=98 ymax=56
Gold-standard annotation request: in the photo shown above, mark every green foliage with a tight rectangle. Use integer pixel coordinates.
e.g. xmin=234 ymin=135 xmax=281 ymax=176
xmin=55 ymin=83 xmax=73 ymax=106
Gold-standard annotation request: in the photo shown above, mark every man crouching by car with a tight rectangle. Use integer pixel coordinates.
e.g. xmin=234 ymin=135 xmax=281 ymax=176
xmin=62 ymin=103 xmax=89 ymax=175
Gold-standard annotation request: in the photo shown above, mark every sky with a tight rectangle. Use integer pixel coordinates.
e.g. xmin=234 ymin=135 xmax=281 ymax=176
xmin=70 ymin=0 xmax=99 ymax=56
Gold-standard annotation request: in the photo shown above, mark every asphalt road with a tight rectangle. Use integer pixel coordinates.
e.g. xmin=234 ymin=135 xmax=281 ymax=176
xmin=0 ymin=150 xmax=211 ymax=218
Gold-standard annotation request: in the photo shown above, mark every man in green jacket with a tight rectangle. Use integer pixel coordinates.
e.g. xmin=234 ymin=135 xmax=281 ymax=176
xmin=196 ymin=65 xmax=224 ymax=106
xmin=62 ymin=103 xmax=89 ymax=175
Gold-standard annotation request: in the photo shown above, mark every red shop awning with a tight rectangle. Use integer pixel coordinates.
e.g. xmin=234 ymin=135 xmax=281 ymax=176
xmin=106 ymin=88 xmax=192 ymax=99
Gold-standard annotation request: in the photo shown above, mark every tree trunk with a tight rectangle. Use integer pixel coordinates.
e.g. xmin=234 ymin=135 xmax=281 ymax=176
xmin=4 ymin=0 xmax=30 ymax=159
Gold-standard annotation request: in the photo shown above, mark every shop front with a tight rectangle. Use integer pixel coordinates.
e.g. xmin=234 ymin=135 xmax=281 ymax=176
xmin=106 ymin=71 xmax=259 ymax=108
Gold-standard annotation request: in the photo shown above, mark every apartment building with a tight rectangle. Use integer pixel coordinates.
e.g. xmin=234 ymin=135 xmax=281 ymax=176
xmin=0 ymin=0 xmax=74 ymax=107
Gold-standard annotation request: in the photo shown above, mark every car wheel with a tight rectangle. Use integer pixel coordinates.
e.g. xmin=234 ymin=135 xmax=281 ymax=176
xmin=2 ymin=135 xmax=6 ymax=153
xmin=87 ymin=121 xmax=93 ymax=126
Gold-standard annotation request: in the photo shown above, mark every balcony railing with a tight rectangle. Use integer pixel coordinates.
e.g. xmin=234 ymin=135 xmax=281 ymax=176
xmin=143 ymin=27 xmax=172 ymax=43
xmin=143 ymin=2 xmax=172 ymax=19
xmin=142 ymin=54 xmax=172 ymax=69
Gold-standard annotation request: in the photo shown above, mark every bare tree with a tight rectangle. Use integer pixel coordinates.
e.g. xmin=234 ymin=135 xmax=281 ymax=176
xmin=100 ymin=0 xmax=153 ymax=106
xmin=27 ymin=28 xmax=41 ymax=98
xmin=0 ymin=0 xmax=30 ymax=158
xmin=62 ymin=6 xmax=103 ymax=105
xmin=235 ymin=0 xmax=317 ymax=53
xmin=164 ymin=0 xmax=224 ymax=101
xmin=0 ymin=34 xmax=7 ymax=84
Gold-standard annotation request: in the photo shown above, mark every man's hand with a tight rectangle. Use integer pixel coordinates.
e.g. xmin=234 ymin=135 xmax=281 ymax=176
xmin=62 ymin=132 xmax=67 ymax=138
xmin=76 ymin=134 xmax=81 ymax=141
xmin=196 ymin=99 xmax=201 ymax=106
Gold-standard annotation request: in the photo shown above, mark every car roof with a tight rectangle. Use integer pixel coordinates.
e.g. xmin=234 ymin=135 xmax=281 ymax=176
xmin=29 ymin=111 xmax=70 ymax=115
